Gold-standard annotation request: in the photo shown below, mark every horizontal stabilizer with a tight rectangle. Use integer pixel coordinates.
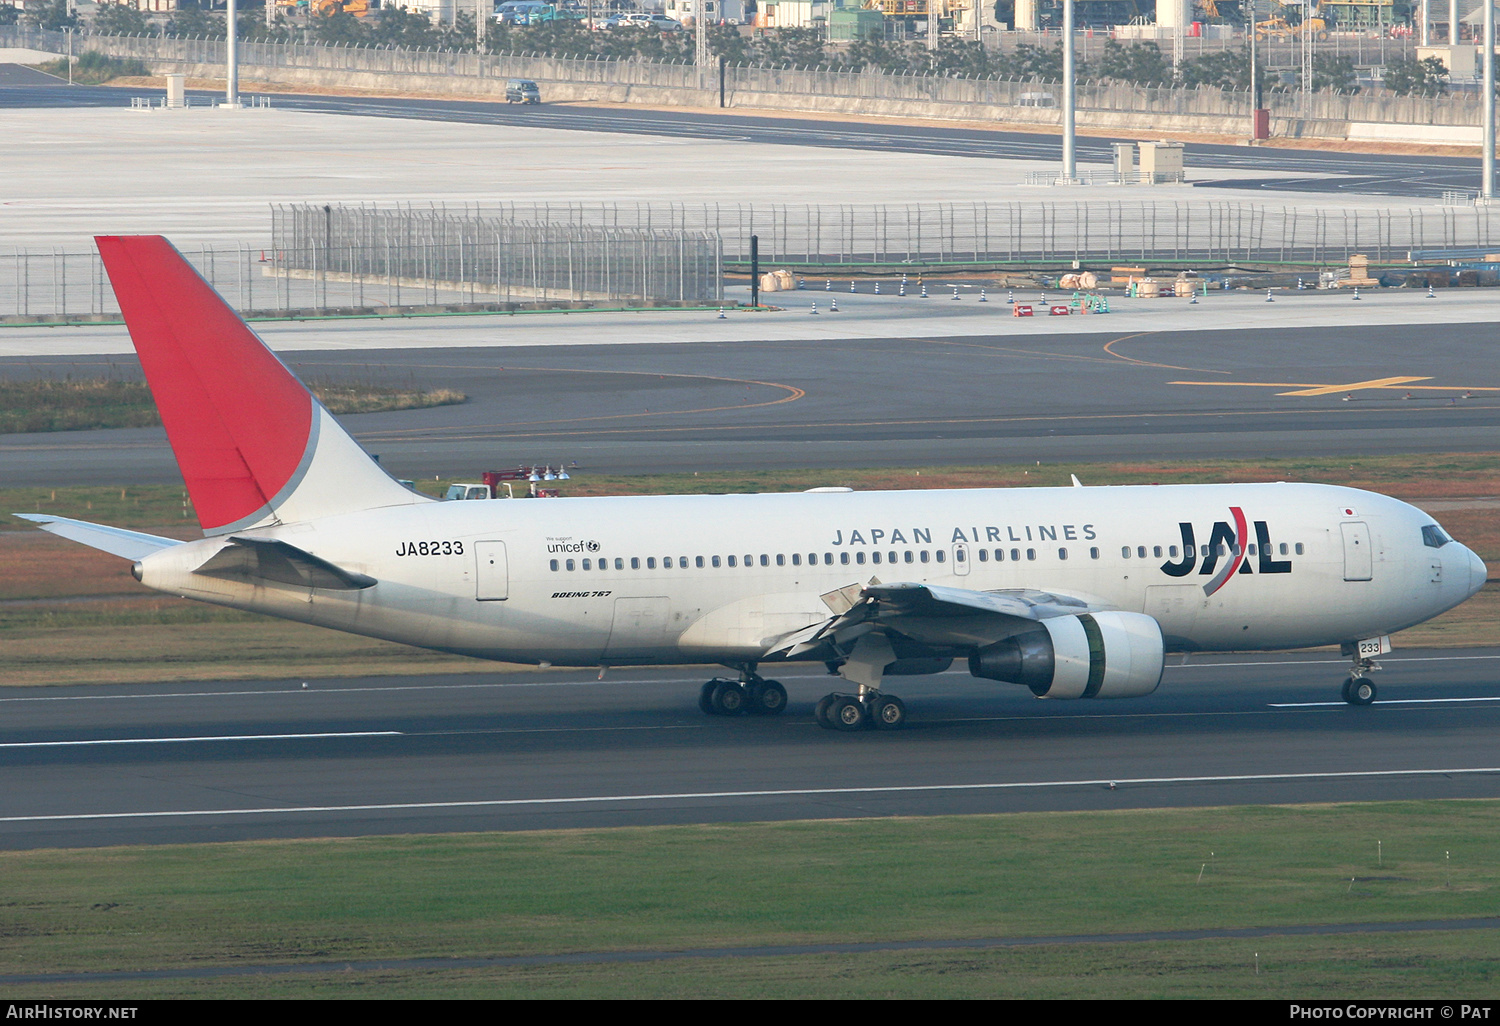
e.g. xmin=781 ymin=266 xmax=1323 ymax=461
xmin=194 ymin=536 xmax=376 ymax=591
xmin=13 ymin=514 xmax=180 ymax=561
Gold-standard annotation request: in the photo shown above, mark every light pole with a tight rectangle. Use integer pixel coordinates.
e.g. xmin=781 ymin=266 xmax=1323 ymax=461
xmin=1249 ymin=0 xmax=1266 ymax=141
xmin=226 ymin=0 xmax=240 ymax=108
xmin=1484 ymin=0 xmax=1494 ymax=201
xmin=1060 ymin=0 xmax=1075 ymax=182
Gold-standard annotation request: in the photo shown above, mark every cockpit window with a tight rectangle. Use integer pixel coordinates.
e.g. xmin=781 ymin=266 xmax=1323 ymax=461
xmin=1422 ymin=524 xmax=1453 ymax=548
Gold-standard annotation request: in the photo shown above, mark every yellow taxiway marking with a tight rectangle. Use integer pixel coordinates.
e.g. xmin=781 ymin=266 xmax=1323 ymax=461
xmin=1278 ymin=376 xmax=1432 ymax=396
xmin=1171 ymin=376 xmax=1500 ymax=396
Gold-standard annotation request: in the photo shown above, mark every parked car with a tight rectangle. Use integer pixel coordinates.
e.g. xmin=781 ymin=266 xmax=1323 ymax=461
xmin=605 ymin=12 xmax=683 ymax=28
xmin=505 ymin=78 xmax=541 ymax=103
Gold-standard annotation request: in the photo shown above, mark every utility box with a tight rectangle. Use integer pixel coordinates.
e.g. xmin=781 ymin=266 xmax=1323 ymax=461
xmin=1137 ymin=140 xmax=1185 ymax=184
xmin=165 ymin=74 xmax=186 ymax=109
xmin=1112 ymin=142 xmax=1135 ymax=182
xmin=1417 ymin=44 xmax=1475 ymax=79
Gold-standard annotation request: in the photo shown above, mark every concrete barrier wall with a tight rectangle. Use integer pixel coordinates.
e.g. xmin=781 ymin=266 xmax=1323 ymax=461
xmin=5 ymin=23 xmax=1475 ymax=145
xmin=155 ymin=61 xmax=1353 ymax=140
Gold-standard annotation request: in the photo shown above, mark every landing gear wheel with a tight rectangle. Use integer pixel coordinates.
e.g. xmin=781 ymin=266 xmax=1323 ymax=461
xmin=1345 ymin=677 xmax=1376 ymax=706
xmin=711 ymin=680 xmax=747 ymax=715
xmin=699 ymin=681 xmax=717 ymax=715
xmin=747 ymin=680 xmax=788 ymax=716
xmin=814 ymin=694 xmax=837 ymax=729
xmin=831 ymin=696 xmax=868 ymax=732
xmin=872 ymin=695 xmax=906 ymax=730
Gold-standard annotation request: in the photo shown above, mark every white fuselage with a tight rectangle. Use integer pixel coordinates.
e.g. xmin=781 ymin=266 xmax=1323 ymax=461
xmin=136 ymin=482 xmax=1487 ymax=669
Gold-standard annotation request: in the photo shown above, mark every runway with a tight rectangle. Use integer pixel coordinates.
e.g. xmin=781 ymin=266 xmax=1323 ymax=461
xmin=4 ymin=313 xmax=1498 ymax=481
xmin=1 ymin=648 xmax=1497 ymax=849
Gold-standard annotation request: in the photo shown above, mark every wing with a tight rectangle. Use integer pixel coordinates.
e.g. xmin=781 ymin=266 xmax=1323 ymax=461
xmin=764 ymin=581 xmax=1106 ymax=659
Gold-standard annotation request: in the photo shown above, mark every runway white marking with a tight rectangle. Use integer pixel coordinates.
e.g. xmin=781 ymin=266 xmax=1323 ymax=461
xmin=0 ymin=731 xmax=403 ymax=748
xmin=3 ymin=766 xmax=1496 ymax=824
xmin=1269 ymin=697 xmax=1500 ymax=708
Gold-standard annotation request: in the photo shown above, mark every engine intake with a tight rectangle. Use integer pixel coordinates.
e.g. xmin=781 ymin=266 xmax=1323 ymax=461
xmin=968 ymin=612 xmax=1164 ymax=699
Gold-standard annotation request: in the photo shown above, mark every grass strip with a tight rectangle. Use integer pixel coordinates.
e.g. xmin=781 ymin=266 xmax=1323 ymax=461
xmin=0 ymin=379 xmax=464 ymax=434
xmin=0 ymin=802 xmax=1496 ymax=997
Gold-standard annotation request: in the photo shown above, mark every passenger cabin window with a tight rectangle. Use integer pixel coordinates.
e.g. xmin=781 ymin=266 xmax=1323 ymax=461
xmin=549 ymin=559 xmax=559 ymax=571
xmin=1026 ymin=549 xmax=1036 ymax=561
xmin=1422 ymin=525 xmax=1453 ymax=548
xmin=566 ymin=559 xmax=575 ymax=571
xmin=1294 ymin=543 xmax=1305 ymax=555
xmin=1122 ymin=546 xmax=1131 ymax=559
xmin=1090 ymin=547 xmax=1100 ymax=559
xmin=1058 ymin=548 xmax=1068 ymax=560
xmin=935 ymin=550 xmax=945 ymax=563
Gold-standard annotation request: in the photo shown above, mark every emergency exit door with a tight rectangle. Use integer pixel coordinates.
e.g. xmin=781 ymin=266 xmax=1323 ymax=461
xmin=475 ymin=541 xmax=509 ymax=600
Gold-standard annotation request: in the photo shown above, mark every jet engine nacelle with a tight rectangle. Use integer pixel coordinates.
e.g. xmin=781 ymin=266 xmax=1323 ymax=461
xmin=967 ymin=611 xmax=1165 ymax=699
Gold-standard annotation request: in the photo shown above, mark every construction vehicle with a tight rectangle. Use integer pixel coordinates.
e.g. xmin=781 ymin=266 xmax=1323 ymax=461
xmin=1254 ymin=0 xmax=1330 ymax=39
xmin=273 ymin=0 xmax=380 ymax=18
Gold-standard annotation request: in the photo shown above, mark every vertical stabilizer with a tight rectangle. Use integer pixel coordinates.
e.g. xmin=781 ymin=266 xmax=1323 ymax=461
xmin=96 ymin=235 xmax=427 ymax=534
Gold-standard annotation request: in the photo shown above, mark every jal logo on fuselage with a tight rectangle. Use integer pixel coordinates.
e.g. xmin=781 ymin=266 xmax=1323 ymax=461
xmin=1159 ymin=506 xmax=1291 ymax=596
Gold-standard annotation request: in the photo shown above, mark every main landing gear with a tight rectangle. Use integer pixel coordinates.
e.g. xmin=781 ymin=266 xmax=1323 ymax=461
xmin=814 ymin=687 xmax=906 ymax=732
xmin=1341 ymin=654 xmax=1380 ymax=706
xmin=698 ymin=674 xmax=788 ymax=717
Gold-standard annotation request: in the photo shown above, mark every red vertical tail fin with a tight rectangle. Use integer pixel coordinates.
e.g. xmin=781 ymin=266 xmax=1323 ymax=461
xmin=96 ymin=235 xmax=425 ymax=534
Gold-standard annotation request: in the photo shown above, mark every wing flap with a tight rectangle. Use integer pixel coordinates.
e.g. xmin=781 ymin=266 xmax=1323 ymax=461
xmin=763 ymin=582 xmax=1105 ymax=659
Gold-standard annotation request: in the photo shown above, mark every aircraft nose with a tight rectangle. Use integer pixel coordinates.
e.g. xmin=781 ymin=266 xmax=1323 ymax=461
xmin=1469 ymin=547 xmax=1490 ymax=598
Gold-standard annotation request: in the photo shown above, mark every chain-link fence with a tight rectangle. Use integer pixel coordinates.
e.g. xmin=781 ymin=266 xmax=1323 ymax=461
xmin=373 ymin=200 xmax=1500 ymax=268
xmin=7 ymin=200 xmax=1497 ymax=320
xmin=1 ymin=219 xmax=722 ymax=322
xmin=270 ymin=206 xmax=723 ymax=305
xmin=0 ymin=244 xmax=322 ymax=321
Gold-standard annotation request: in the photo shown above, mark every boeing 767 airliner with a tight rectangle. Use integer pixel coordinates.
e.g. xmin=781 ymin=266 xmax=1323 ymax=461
xmin=18 ymin=237 xmax=1488 ymax=730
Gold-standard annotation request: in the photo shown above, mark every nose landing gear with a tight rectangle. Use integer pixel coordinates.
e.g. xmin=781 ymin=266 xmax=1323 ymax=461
xmin=1341 ymin=657 xmax=1381 ymax=706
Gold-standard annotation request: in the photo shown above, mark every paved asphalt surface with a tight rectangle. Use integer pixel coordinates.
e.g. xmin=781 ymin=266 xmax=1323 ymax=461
xmin=0 ymin=75 xmax=1485 ymax=199
xmin=1 ymin=649 xmax=1497 ymax=849
xmin=3 ymin=318 xmax=1497 ymax=481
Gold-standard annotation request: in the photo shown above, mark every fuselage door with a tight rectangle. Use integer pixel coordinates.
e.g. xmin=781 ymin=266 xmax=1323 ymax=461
xmin=476 ymin=540 xmax=509 ymax=600
xmin=605 ymin=597 xmax=670 ymax=658
xmin=1341 ymin=522 xmax=1373 ymax=582
xmin=952 ymin=543 xmax=971 ymax=576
